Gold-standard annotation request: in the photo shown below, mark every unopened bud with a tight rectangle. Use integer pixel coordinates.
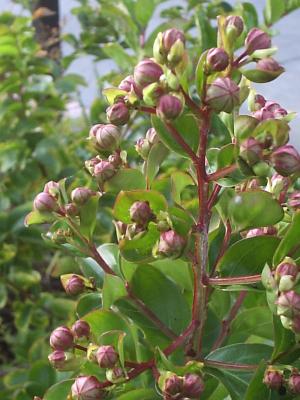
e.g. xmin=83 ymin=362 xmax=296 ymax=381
xmin=157 ymin=94 xmax=183 ymax=120
xmin=246 ymin=226 xmax=277 ymax=238
xmin=206 ymin=48 xmax=229 ymax=72
xmin=182 ymin=373 xmax=205 ymax=399
xmin=252 ymin=107 xmax=274 ymax=121
xmin=292 ymin=316 xmax=300 ymax=333
xmin=85 ymin=157 xmax=101 ymax=175
xmin=118 ymin=75 xmax=142 ymax=98
xmin=249 ymin=57 xmax=285 ymax=82
xmin=277 ymin=291 xmax=300 ymax=318
xmin=33 ymin=192 xmax=58 ymax=212
xmin=164 ymin=374 xmax=183 ymax=396
xmin=71 ymin=320 xmax=90 ymax=339
xmin=135 ymin=138 xmax=151 ymax=160
xmin=62 ymin=274 xmax=85 ymax=296
xmin=276 ymin=258 xmax=299 ymax=292
xmin=93 ymin=160 xmax=115 ymax=183
xmin=96 ymin=345 xmax=119 ymax=368
xmin=288 ymin=192 xmax=300 ymax=209
xmin=129 ymin=201 xmax=154 ymax=226
xmin=245 ymin=28 xmax=271 ymax=55
xmin=162 ymin=29 xmax=185 ymax=54
xmin=108 ymin=152 xmax=122 ymax=168
xmin=270 ymin=173 xmax=290 ymax=195
xmin=48 ymin=350 xmax=66 ymax=369
xmin=71 ymin=376 xmax=104 ymax=400
xmin=106 ymin=366 xmax=125 ymax=383
xmin=64 ymin=203 xmax=78 ymax=217
xmin=44 ymin=180 xmax=60 ymax=198
xmin=50 ymin=326 xmax=74 ymax=351
xmin=205 ymin=77 xmax=240 ymax=113
xmin=263 ymin=368 xmax=284 ymax=390
xmin=157 ymin=230 xmax=186 ymax=259
xmin=71 ymin=187 xmax=95 ymax=205
xmin=225 ymin=15 xmax=244 ymax=39
xmin=146 ymin=128 xmax=159 ymax=145
xmin=288 ymin=373 xmax=300 ymax=393
xmin=240 ymin=137 xmax=263 ymax=165
xmin=89 ymin=124 xmax=121 ymax=151
xmin=106 ymin=102 xmax=130 ymax=126
xmin=271 ymin=145 xmax=300 ymax=176
xmin=134 ymin=59 xmax=163 ymax=89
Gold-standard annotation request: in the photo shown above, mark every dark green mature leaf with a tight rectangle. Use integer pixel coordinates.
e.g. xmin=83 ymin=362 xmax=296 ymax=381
xmin=105 ymin=169 xmax=146 ymax=192
xmin=151 ymin=258 xmax=193 ymax=291
xmin=245 ymin=361 xmax=270 ymax=400
xmin=76 ymin=293 xmax=102 ymax=317
xmin=207 ymin=343 xmax=272 ymax=365
xmin=129 ymin=264 xmax=191 ymax=335
xmin=114 ymin=190 xmax=167 ymax=223
xmin=271 ymin=315 xmax=296 ymax=362
xmin=79 ymin=193 xmax=101 ymax=239
xmin=102 ymin=274 xmax=127 ymax=308
xmin=117 ymin=388 xmax=160 ymax=399
xmin=273 ymin=211 xmax=300 ymax=265
xmin=151 ymin=113 xmax=199 ymax=158
xmin=145 ymin=142 xmax=169 ymax=186
xmin=43 ymin=380 xmax=74 ymax=400
xmin=78 ymin=256 xmax=104 ymax=287
xmin=219 ymin=236 xmax=280 ymax=277
xmin=28 ymin=361 xmax=56 ymax=394
xmin=228 ymin=190 xmax=284 ymax=231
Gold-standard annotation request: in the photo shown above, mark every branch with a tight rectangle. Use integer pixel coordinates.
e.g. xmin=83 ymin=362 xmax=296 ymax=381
xmin=206 ymin=274 xmax=262 ymax=286
xmin=207 ymin=164 xmax=237 ymax=182
xmin=164 ymin=121 xmax=198 ymax=162
xmin=138 ymin=106 xmax=156 ymax=114
xmin=211 ymin=291 xmax=247 ymax=351
xmin=180 ymin=86 xmax=201 ymax=119
xmin=207 ymin=183 xmax=222 ymax=210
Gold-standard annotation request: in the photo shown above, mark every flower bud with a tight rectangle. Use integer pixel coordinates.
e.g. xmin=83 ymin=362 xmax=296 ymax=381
xmin=162 ymin=29 xmax=185 ymax=54
xmin=182 ymin=373 xmax=205 ymax=398
xmin=64 ymin=203 xmax=78 ymax=217
xmin=146 ymin=128 xmax=159 ymax=145
xmin=50 ymin=326 xmax=74 ymax=351
xmin=157 ymin=94 xmax=183 ymax=120
xmin=71 ymin=187 xmax=95 ymax=205
xmin=71 ymin=320 xmax=90 ymax=339
xmin=271 ymin=145 xmax=300 ymax=176
xmin=93 ymin=160 xmax=115 ymax=183
xmin=33 ymin=192 xmax=58 ymax=212
xmin=96 ymin=345 xmax=119 ymax=368
xmin=135 ymin=138 xmax=151 ymax=160
xmin=292 ymin=316 xmax=300 ymax=333
xmin=253 ymin=94 xmax=266 ymax=110
xmin=44 ymin=180 xmax=60 ymax=198
xmin=71 ymin=376 xmax=104 ymax=400
xmin=276 ymin=259 xmax=299 ymax=292
xmin=129 ymin=201 xmax=154 ymax=226
xmin=225 ymin=15 xmax=244 ymax=39
xmin=205 ymin=77 xmax=240 ymax=113
xmin=62 ymin=274 xmax=85 ymax=296
xmin=142 ymin=82 xmax=164 ymax=106
xmin=288 ymin=192 xmax=300 ymax=209
xmin=157 ymin=230 xmax=186 ymax=259
xmin=270 ymin=173 xmax=290 ymax=195
xmin=206 ymin=48 xmax=229 ymax=72
xmin=167 ymin=38 xmax=185 ymax=67
xmin=163 ymin=374 xmax=183 ymax=396
xmin=48 ymin=350 xmax=66 ymax=369
xmin=263 ymin=368 xmax=284 ymax=390
xmin=118 ymin=75 xmax=142 ymax=98
xmin=252 ymin=107 xmax=274 ymax=121
xmin=246 ymin=226 xmax=277 ymax=238
xmin=245 ymin=28 xmax=271 ymax=55
xmin=106 ymin=102 xmax=130 ymax=126
xmin=240 ymin=137 xmax=263 ymax=165
xmin=89 ymin=124 xmax=121 ymax=151
xmin=288 ymin=373 xmax=300 ymax=393
xmin=134 ymin=59 xmax=163 ymax=89
xmin=257 ymin=58 xmax=283 ymax=72
xmin=277 ymin=291 xmax=300 ymax=318
xmin=85 ymin=157 xmax=101 ymax=175
xmin=250 ymin=58 xmax=285 ymax=82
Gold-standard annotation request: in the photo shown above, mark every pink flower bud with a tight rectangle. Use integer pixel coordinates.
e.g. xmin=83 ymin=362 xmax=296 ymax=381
xmin=118 ymin=75 xmax=142 ymax=98
xmin=164 ymin=374 xmax=183 ymax=396
xmin=257 ymin=58 xmax=283 ymax=73
xmin=50 ymin=326 xmax=74 ymax=350
xmin=157 ymin=230 xmax=186 ymax=258
xmin=288 ymin=192 xmax=300 ymax=209
xmin=240 ymin=137 xmax=263 ymax=165
xmin=106 ymin=102 xmax=130 ymax=126
xmin=245 ymin=28 xmax=271 ymax=55
xmin=33 ymin=192 xmax=58 ymax=212
xmin=182 ymin=373 xmax=205 ymax=398
xmin=292 ymin=316 xmax=300 ymax=333
xmin=207 ymin=48 xmax=229 ymax=72
xmin=270 ymin=173 xmax=290 ymax=194
xmin=205 ymin=77 xmax=240 ymax=113
xmin=48 ymin=350 xmax=66 ymax=369
xmin=263 ymin=368 xmax=284 ymax=390
xmin=71 ymin=320 xmax=90 ymax=339
xmin=85 ymin=157 xmax=101 ymax=175
xmin=225 ymin=15 xmax=244 ymax=38
xmin=134 ymin=59 xmax=163 ymax=89
xmin=254 ymin=94 xmax=266 ymax=110
xmin=135 ymin=138 xmax=151 ymax=159
xmin=289 ymin=373 xmax=300 ymax=393
xmin=162 ymin=29 xmax=185 ymax=53
xmin=246 ymin=226 xmax=277 ymax=238
xmin=108 ymin=152 xmax=122 ymax=168
xmin=276 ymin=259 xmax=299 ymax=281
xmin=44 ymin=180 xmax=60 ymax=198
xmin=157 ymin=94 xmax=183 ymax=120
xmin=145 ymin=128 xmax=159 ymax=145
xmin=252 ymin=107 xmax=274 ymax=121
xmin=129 ymin=201 xmax=155 ymax=226
xmin=96 ymin=345 xmax=119 ymax=368
xmin=264 ymin=101 xmax=288 ymax=118
xmin=277 ymin=291 xmax=300 ymax=318
xmin=64 ymin=274 xmax=85 ymax=296
xmin=271 ymin=145 xmax=300 ymax=176
xmin=64 ymin=203 xmax=78 ymax=217
xmin=71 ymin=375 xmax=104 ymax=400
xmin=89 ymin=124 xmax=121 ymax=151
xmin=71 ymin=187 xmax=95 ymax=205
xmin=93 ymin=160 xmax=116 ymax=183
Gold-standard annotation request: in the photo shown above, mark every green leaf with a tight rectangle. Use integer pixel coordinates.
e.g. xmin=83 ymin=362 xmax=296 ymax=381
xmin=145 ymin=142 xmax=169 ymax=186
xmin=271 ymin=315 xmax=296 ymax=361
xmin=113 ymin=190 xmax=167 ymax=223
xmin=273 ymin=211 xmax=300 ymax=265
xmin=150 ymin=258 xmax=192 ymax=291
xmin=171 ymin=171 xmax=194 ymax=204
xmin=134 ymin=0 xmax=155 ymax=27
xmin=76 ymin=293 xmax=102 ymax=317
xmin=228 ymin=190 xmax=284 ymax=231
xmin=104 ymin=169 xmax=146 ymax=193
xmin=28 ymin=361 xmax=56 ymax=393
xmin=102 ymin=88 xmax=127 ymax=105
xmin=219 ymin=236 xmax=280 ymax=277
xmin=98 ymin=243 xmax=120 ymax=275
xmin=102 ymin=43 xmax=134 ymax=69
xmin=245 ymin=361 xmax=269 ymax=400
xmin=78 ymin=256 xmax=104 ymax=287
xmin=195 ymin=50 xmax=208 ymax=96
xmin=151 ymin=113 xmax=199 ymax=158
xmin=168 ymin=206 xmax=194 ymax=236
xmin=102 ymin=274 xmax=127 ymax=308
xmin=0 ymin=282 xmax=8 ymax=308
xmin=43 ymin=380 xmax=74 ymax=400
xmin=264 ymin=0 xmax=285 ymax=25
xmin=79 ymin=193 xmax=100 ymax=239
xmin=240 ymin=67 xmax=284 ymax=83
xmin=206 ymin=343 xmax=272 ymax=365
xmin=234 ymin=115 xmax=259 ymax=141
xmin=24 ymin=210 xmax=54 ymax=226
xmin=117 ymin=389 xmax=160 ymax=400
xmin=129 ymin=264 xmax=190 ymax=335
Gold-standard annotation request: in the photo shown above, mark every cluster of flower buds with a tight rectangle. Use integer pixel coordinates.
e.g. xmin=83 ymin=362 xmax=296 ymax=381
xmin=264 ymin=367 xmax=300 ymax=395
xmin=153 ymin=28 xmax=186 ymax=68
xmin=252 ymin=95 xmax=288 ymax=121
xmin=129 ymin=200 xmax=155 ymax=227
xmin=33 ymin=180 xmax=60 ymax=213
xmin=135 ymin=127 xmax=160 ymax=160
xmin=85 ymin=155 xmax=119 ymax=186
xmin=162 ymin=372 xmax=204 ymax=399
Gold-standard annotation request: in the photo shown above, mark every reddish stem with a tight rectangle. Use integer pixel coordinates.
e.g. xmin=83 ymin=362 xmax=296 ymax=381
xmin=164 ymin=121 xmax=198 ymax=162
xmin=204 ymin=359 xmax=257 ymax=371
xmin=207 ymin=274 xmax=261 ymax=286
xmin=74 ymin=344 xmax=87 ymax=352
xmin=211 ymin=291 xmax=248 ymax=351
xmin=180 ymin=87 xmax=201 ymax=118
xmin=207 ymin=164 xmax=237 ymax=182
xmin=210 ymin=220 xmax=231 ymax=278
xmin=207 ymin=183 xmax=222 ymax=210
xmin=139 ymin=106 xmax=156 ymax=114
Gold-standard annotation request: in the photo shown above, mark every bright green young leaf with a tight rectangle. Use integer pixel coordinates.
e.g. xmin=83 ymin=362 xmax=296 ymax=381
xmin=105 ymin=169 xmax=146 ymax=193
xmin=102 ymin=43 xmax=134 ymax=69
xmin=271 ymin=315 xmax=296 ymax=362
xmin=78 ymin=256 xmax=104 ymax=287
xmin=228 ymin=190 xmax=284 ymax=231
xmin=134 ymin=0 xmax=156 ymax=27
xmin=195 ymin=50 xmax=208 ymax=96
xmin=24 ymin=211 xmax=54 ymax=226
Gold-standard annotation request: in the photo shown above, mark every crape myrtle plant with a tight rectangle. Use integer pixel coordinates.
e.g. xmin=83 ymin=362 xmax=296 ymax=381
xmin=27 ymin=15 xmax=300 ymax=400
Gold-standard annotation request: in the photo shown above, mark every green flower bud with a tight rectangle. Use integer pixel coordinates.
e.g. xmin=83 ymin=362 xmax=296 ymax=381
xmin=205 ymin=77 xmax=240 ymax=113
